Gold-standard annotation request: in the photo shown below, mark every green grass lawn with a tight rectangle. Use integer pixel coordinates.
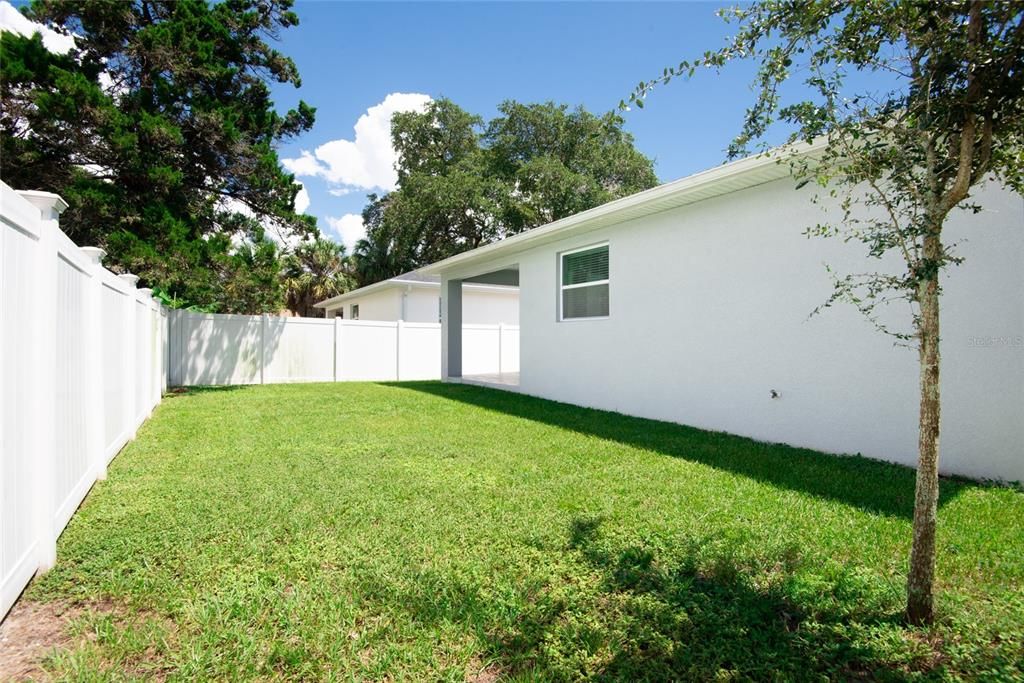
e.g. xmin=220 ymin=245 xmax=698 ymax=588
xmin=23 ymin=382 xmax=1024 ymax=681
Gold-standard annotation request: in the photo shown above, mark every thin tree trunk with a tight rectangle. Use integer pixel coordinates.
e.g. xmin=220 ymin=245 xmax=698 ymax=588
xmin=907 ymin=231 xmax=942 ymax=625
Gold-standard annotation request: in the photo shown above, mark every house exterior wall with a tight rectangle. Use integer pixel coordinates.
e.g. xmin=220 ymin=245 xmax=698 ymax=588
xmin=326 ymin=288 xmax=401 ymax=321
xmin=446 ymin=178 xmax=1023 ymax=482
xmin=404 ymin=287 xmax=441 ymax=322
xmin=325 ymin=285 xmax=519 ymax=325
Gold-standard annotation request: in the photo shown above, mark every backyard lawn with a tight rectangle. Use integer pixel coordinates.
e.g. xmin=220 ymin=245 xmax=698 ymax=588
xmin=9 ymin=382 xmax=1024 ymax=680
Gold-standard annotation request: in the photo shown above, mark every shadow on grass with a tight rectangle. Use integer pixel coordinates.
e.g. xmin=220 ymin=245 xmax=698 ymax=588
xmin=385 ymin=381 xmax=979 ymax=520
xmin=371 ymin=516 xmax=914 ymax=680
xmin=165 ymin=385 xmax=252 ymax=398
xmin=491 ymin=516 xmax=909 ymax=680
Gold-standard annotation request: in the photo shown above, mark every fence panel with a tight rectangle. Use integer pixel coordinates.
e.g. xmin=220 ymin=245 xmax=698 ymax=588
xmin=1 ymin=185 xmax=45 ymax=620
xmin=264 ymin=317 xmax=335 ymax=383
xmin=337 ymin=320 xmax=399 ymax=381
xmin=168 ymin=313 xmax=518 ymax=385
xmin=500 ymin=324 xmax=520 ymax=373
xmin=399 ymin=322 xmax=442 ymax=380
xmin=176 ymin=313 xmax=262 ymax=386
xmin=0 ymin=181 xmax=168 ymax=620
xmin=135 ymin=298 xmax=151 ymax=425
xmin=159 ymin=308 xmax=169 ymax=396
xmin=100 ymin=275 xmax=131 ymax=460
xmin=53 ymin=236 xmax=93 ymax=533
xmin=462 ymin=324 xmax=502 ymax=376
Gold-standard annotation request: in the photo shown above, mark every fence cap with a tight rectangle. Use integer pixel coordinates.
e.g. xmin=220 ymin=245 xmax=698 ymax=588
xmin=118 ymin=273 xmax=140 ymax=287
xmin=79 ymin=247 xmax=106 ymax=265
xmin=137 ymin=287 xmax=154 ymax=299
xmin=16 ymin=190 xmax=69 ymax=216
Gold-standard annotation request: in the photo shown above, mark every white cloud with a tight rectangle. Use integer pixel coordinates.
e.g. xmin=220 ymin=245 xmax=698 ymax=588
xmin=0 ymin=2 xmax=128 ymax=101
xmin=293 ymin=183 xmax=310 ymax=214
xmin=220 ymin=184 xmax=311 ymax=250
xmin=281 ymin=150 xmax=323 ymax=178
xmin=0 ymin=0 xmax=75 ymax=54
xmin=325 ymin=214 xmax=365 ymax=250
xmin=282 ymin=92 xmax=431 ymax=194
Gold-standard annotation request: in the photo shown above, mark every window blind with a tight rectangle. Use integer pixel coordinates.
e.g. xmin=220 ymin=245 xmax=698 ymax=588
xmin=562 ymin=246 xmax=609 ymax=286
xmin=560 ymin=244 xmax=609 ymax=319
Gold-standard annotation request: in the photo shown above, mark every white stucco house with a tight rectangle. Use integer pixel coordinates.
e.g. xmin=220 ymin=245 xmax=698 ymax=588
xmin=422 ymin=149 xmax=1023 ymax=482
xmin=314 ymin=271 xmax=519 ymax=325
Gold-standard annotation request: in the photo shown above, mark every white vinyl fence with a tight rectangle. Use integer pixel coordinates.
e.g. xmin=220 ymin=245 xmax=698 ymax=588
xmin=1 ymin=182 xmax=168 ymax=619
xmin=169 ymin=312 xmax=519 ymax=385
xmin=1 ymin=181 xmax=517 ymax=620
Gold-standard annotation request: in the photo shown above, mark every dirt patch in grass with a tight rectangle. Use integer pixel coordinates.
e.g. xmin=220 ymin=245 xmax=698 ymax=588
xmin=0 ymin=599 xmax=81 ymax=680
xmin=465 ymin=656 xmax=502 ymax=683
xmin=1 ymin=597 xmax=178 ymax=682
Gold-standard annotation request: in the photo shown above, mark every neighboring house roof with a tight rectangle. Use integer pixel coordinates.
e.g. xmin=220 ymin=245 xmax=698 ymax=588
xmin=420 ymin=141 xmax=826 ymax=276
xmin=314 ymin=270 xmax=515 ymax=309
xmin=386 ymin=270 xmax=440 ymax=285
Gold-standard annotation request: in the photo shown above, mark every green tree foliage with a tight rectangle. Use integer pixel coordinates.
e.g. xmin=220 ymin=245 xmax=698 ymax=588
xmin=628 ymin=0 xmax=1024 ymax=624
xmin=217 ymin=232 xmax=286 ymax=315
xmin=0 ymin=0 xmax=316 ymax=310
xmin=283 ymin=238 xmax=355 ymax=317
xmin=352 ymin=193 xmax=414 ymax=287
xmin=353 ymin=99 xmax=658 ymax=285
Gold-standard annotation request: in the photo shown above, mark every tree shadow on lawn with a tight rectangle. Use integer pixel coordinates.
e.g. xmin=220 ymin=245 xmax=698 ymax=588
xmin=498 ymin=516 xmax=914 ymax=681
xmin=384 ymin=381 xmax=982 ymax=520
xmin=377 ymin=516 xmax=918 ymax=681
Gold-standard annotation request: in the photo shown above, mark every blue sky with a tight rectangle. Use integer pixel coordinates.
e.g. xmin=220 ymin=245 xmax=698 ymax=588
xmin=269 ymin=1 xmax=769 ymax=248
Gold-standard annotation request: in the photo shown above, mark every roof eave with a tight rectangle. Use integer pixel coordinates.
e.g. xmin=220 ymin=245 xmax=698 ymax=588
xmin=419 ymin=141 xmax=825 ymax=276
xmin=314 ymin=277 xmax=444 ymax=309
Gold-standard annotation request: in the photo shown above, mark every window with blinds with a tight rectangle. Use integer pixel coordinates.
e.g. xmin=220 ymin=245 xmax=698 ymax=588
xmin=559 ymin=243 xmax=609 ymax=320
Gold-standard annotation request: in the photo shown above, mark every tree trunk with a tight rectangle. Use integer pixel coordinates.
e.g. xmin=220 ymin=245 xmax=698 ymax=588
xmin=907 ymin=232 xmax=942 ymax=625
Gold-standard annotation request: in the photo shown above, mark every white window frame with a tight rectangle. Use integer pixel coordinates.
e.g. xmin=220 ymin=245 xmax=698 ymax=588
xmin=350 ymin=303 xmax=359 ymax=320
xmin=558 ymin=241 xmax=609 ymax=322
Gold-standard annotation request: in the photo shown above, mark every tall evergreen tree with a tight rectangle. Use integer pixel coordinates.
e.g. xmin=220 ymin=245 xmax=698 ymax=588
xmin=0 ymin=0 xmax=316 ymax=307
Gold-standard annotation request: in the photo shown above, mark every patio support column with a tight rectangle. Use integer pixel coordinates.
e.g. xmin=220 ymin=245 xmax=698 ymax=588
xmin=441 ymin=277 xmax=462 ymax=380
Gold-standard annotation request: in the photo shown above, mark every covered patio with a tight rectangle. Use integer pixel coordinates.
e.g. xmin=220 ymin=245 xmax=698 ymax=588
xmin=441 ymin=264 xmax=520 ymax=390
xmin=455 ymin=371 xmax=521 ymax=390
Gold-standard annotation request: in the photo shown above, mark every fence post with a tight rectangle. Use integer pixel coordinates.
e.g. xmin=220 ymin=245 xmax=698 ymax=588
xmin=20 ymin=192 xmax=67 ymax=572
xmin=396 ymin=319 xmax=403 ymax=381
xmin=333 ymin=316 xmax=339 ymax=382
xmin=260 ymin=313 xmax=268 ymax=384
xmin=166 ymin=308 xmax=175 ymax=387
xmin=119 ymin=274 xmax=140 ymax=438
xmin=170 ymin=308 xmax=183 ymax=387
xmin=336 ymin=318 xmax=344 ymax=382
xmin=81 ymin=247 xmax=107 ymax=480
xmin=137 ymin=288 xmax=154 ymax=415
xmin=498 ymin=323 xmax=504 ymax=376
